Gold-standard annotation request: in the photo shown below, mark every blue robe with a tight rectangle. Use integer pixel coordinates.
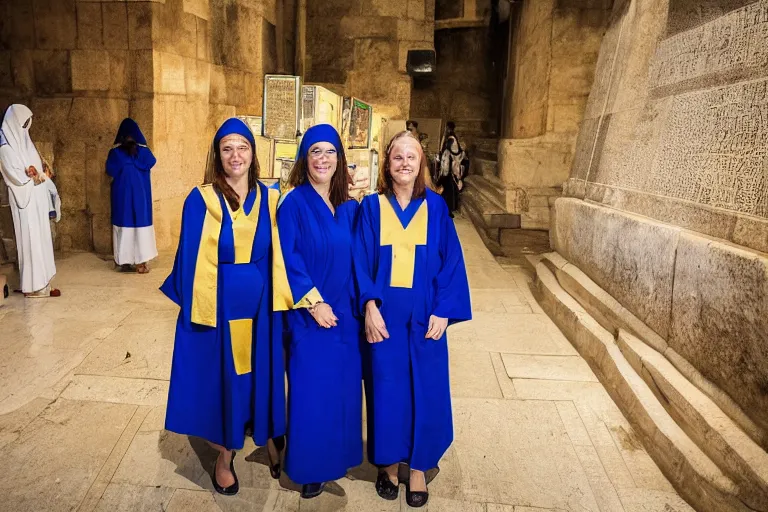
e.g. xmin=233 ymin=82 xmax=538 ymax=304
xmin=354 ymin=190 xmax=471 ymax=471
xmin=160 ymin=183 xmax=286 ymax=450
xmin=274 ymin=181 xmax=362 ymax=484
xmin=106 ymin=146 xmax=155 ymax=228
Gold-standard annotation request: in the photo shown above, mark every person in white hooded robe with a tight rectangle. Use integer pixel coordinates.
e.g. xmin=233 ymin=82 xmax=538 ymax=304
xmin=0 ymin=104 xmax=60 ymax=297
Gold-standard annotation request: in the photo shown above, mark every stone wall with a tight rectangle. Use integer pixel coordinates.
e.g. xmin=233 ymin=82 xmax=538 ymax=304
xmin=304 ymin=0 xmax=435 ymax=119
xmin=0 ymin=0 xmax=137 ymax=255
xmin=496 ymin=0 xmax=611 ymax=229
xmin=560 ymin=0 xmax=768 ymax=432
xmin=149 ymin=0 xmax=287 ymax=249
xmin=0 ymin=0 xmax=294 ymax=260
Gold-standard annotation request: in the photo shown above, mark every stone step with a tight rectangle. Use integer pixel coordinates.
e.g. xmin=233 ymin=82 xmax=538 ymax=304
xmin=499 ymin=229 xmax=551 ymax=258
xmin=461 ymin=185 xmax=519 ymax=231
xmin=540 ymin=251 xmax=768 ymax=450
xmin=464 ymin=174 xmax=506 ymax=212
xmin=618 ymin=331 xmax=768 ymax=511
xmin=470 ymin=156 xmax=499 ymax=179
xmin=534 ymin=261 xmax=752 ymax=512
xmin=459 ymin=200 xmax=503 ymax=256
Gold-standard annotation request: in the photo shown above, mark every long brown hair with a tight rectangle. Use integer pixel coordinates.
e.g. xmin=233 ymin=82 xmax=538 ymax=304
xmin=203 ymin=137 xmax=260 ymax=211
xmin=287 ymin=149 xmax=352 ymax=208
xmin=377 ymin=130 xmax=434 ymax=199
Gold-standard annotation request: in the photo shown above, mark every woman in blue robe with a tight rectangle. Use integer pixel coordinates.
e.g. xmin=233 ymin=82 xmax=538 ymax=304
xmin=106 ymin=118 xmax=157 ymax=273
xmin=354 ymin=131 xmax=471 ymax=508
xmin=160 ymin=118 xmax=286 ymax=496
xmin=273 ymin=124 xmax=362 ymax=499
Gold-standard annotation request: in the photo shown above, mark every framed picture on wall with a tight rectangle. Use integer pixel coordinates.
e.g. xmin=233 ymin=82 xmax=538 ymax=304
xmin=263 ymin=75 xmax=301 ymax=141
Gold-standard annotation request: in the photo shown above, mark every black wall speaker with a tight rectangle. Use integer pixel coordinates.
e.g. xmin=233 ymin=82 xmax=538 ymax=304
xmin=406 ymin=50 xmax=436 ymax=76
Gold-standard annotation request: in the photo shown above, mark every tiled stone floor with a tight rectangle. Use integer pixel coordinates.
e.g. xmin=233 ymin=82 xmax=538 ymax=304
xmin=0 ymin=216 xmax=694 ymax=511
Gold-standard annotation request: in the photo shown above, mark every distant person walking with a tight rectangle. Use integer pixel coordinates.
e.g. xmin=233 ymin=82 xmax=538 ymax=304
xmin=437 ymin=122 xmax=466 ymax=217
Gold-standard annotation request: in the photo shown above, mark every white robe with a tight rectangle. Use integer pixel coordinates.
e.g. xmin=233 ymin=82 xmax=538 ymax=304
xmin=113 ymin=225 xmax=157 ymax=265
xmin=0 ymin=105 xmax=56 ymax=293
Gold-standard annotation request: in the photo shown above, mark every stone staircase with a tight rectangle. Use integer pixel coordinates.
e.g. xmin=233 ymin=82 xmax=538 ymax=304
xmin=461 ymin=137 xmax=551 ymax=259
xmin=533 ymin=252 xmax=768 ymax=512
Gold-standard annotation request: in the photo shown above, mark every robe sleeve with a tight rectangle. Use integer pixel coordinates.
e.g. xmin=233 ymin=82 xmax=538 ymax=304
xmin=353 ymin=195 xmax=384 ymax=315
xmin=159 ymin=188 xmax=208 ymax=328
xmin=135 ymin=146 xmax=157 ymax=172
xmin=105 ymin=148 xmax=122 ymax=178
xmin=0 ymin=145 xmax=31 ymax=187
xmin=47 ymin=179 xmax=62 ymax=222
xmin=432 ymin=200 xmax=472 ymax=324
xmin=275 ymin=193 xmax=324 ymax=309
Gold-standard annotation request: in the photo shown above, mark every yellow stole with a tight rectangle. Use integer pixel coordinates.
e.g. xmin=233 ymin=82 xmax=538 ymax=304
xmin=190 ymin=185 xmax=262 ymax=375
xmin=378 ymin=194 xmax=428 ymax=289
xmin=190 ymin=184 xmax=262 ymax=327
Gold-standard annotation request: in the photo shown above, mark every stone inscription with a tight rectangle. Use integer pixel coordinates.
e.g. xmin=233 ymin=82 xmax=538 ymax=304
xmin=264 ymin=76 xmax=299 ymax=141
xmin=649 ymin=0 xmax=768 ymax=89
xmin=648 ymin=79 xmax=768 ymax=218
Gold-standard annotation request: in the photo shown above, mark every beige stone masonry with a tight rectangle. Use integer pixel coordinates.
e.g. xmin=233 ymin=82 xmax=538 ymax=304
xmin=71 ymin=50 xmax=111 ymax=91
xmin=535 ymin=261 xmax=750 ymax=512
xmin=617 ymin=331 xmax=768 ymax=511
xmin=550 ymin=197 xmax=768 ymax=437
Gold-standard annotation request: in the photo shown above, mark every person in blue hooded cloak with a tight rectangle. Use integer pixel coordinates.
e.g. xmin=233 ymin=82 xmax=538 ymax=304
xmin=106 ymin=118 xmax=158 ymax=273
xmin=354 ymin=130 xmax=471 ymax=508
xmin=272 ymin=124 xmax=362 ymax=499
xmin=160 ymin=118 xmax=286 ymax=496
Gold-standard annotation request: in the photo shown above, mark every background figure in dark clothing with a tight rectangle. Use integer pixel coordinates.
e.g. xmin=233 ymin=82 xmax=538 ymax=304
xmin=438 ymin=122 xmax=466 ymax=218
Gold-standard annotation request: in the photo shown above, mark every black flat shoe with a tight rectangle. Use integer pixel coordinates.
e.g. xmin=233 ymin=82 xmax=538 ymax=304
xmin=212 ymin=451 xmax=239 ymax=496
xmin=375 ymin=471 xmax=399 ymax=500
xmin=300 ymin=482 xmax=326 ymax=499
xmin=405 ymin=480 xmax=428 ymax=508
xmin=268 ymin=436 xmax=285 ymax=480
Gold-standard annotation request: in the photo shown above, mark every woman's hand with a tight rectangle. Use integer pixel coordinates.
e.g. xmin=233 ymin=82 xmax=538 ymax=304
xmin=425 ymin=315 xmax=448 ymax=340
xmin=365 ymin=300 xmax=389 ymax=343
xmin=309 ymin=302 xmax=337 ymax=329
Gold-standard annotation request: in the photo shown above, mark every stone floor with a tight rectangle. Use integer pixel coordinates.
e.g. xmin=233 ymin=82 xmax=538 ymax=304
xmin=0 ymin=216 xmax=695 ymax=512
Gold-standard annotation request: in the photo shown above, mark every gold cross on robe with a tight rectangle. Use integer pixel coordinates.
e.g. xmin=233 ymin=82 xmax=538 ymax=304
xmin=378 ymin=194 xmax=428 ymax=289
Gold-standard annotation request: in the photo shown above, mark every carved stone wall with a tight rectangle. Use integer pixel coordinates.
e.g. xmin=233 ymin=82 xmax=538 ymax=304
xmin=566 ymin=0 xmax=768 ymax=253
xmin=561 ymin=0 xmax=768 ymax=431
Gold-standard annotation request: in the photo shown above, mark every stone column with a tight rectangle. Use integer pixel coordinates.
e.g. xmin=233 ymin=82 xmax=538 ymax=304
xmin=497 ymin=0 xmax=610 ymax=230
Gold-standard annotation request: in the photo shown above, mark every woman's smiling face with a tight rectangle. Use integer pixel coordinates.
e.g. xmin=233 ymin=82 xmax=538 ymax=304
xmin=219 ymin=134 xmax=252 ymax=179
xmin=388 ymin=137 xmax=422 ymax=189
xmin=307 ymin=141 xmax=338 ymax=186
